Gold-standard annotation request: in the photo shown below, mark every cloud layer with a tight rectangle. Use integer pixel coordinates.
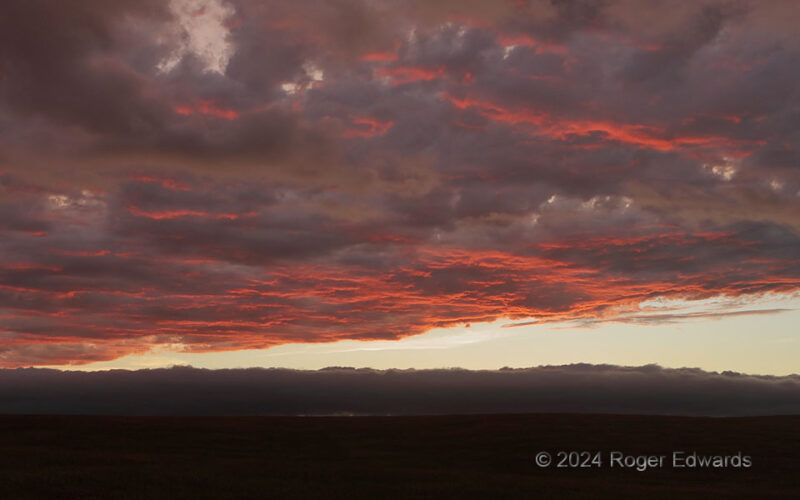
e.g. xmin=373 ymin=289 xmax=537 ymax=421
xmin=1 ymin=0 xmax=799 ymax=366
xmin=2 ymin=365 xmax=799 ymax=416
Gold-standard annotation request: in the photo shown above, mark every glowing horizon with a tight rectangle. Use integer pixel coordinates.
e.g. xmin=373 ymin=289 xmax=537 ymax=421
xmin=42 ymin=293 xmax=800 ymax=376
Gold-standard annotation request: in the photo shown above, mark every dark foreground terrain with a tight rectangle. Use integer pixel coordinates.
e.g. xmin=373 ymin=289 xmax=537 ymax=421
xmin=1 ymin=414 xmax=797 ymax=499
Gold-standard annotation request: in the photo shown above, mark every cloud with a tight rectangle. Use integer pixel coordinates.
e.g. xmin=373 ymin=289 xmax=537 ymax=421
xmin=158 ymin=0 xmax=236 ymax=75
xmin=1 ymin=0 xmax=799 ymax=366
xmin=1 ymin=364 xmax=798 ymax=416
xmin=545 ymin=307 xmax=793 ymax=327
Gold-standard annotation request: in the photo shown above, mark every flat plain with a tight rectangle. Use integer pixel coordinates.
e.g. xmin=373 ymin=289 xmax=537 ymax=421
xmin=1 ymin=414 xmax=797 ymax=499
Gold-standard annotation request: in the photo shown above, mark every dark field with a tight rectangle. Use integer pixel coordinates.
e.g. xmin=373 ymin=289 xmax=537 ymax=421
xmin=1 ymin=414 xmax=797 ymax=499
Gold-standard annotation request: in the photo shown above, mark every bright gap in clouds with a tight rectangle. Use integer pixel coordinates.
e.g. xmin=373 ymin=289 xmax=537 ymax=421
xmin=52 ymin=293 xmax=800 ymax=376
xmin=158 ymin=0 xmax=235 ymax=74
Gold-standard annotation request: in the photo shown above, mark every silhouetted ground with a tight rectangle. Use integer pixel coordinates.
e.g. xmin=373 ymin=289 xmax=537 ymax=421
xmin=0 ymin=414 xmax=797 ymax=499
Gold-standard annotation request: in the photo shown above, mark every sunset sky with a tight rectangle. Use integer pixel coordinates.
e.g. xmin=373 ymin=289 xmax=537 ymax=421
xmin=1 ymin=0 xmax=798 ymax=373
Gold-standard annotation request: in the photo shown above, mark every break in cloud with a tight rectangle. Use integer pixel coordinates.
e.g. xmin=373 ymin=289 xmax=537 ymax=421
xmin=0 ymin=0 xmax=798 ymax=366
xmin=2 ymin=365 xmax=799 ymax=416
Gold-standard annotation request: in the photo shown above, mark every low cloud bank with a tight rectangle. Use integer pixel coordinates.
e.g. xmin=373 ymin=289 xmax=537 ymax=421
xmin=1 ymin=364 xmax=798 ymax=416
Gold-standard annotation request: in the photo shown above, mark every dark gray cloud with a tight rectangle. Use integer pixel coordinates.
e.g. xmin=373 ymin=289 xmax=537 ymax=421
xmin=0 ymin=0 xmax=169 ymax=134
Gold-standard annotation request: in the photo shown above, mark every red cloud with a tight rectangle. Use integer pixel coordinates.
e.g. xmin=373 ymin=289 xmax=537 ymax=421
xmin=127 ymin=206 xmax=257 ymax=220
xmin=376 ymin=66 xmax=446 ymax=85
xmin=342 ymin=116 xmax=394 ymax=138
xmin=173 ymin=100 xmax=239 ymax=120
xmin=361 ymin=51 xmax=398 ymax=62
xmin=2 ymin=220 xmax=797 ymax=367
xmin=445 ymin=94 xmax=763 ymax=153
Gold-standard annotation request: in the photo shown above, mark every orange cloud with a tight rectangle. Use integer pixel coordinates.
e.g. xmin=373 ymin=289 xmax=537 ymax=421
xmin=445 ymin=94 xmax=762 ymax=152
xmin=342 ymin=116 xmax=394 ymax=138
xmin=127 ymin=206 xmax=257 ymax=220
xmin=173 ymin=100 xmax=239 ymax=120
xmin=376 ymin=66 xmax=446 ymax=85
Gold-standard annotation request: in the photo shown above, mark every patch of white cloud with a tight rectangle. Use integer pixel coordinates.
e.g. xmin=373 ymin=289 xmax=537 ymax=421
xmin=542 ymin=193 xmax=633 ymax=213
xmin=280 ymin=62 xmax=325 ymax=95
xmin=158 ymin=0 xmax=235 ymax=75
xmin=304 ymin=62 xmax=324 ymax=82
xmin=704 ymin=157 xmax=737 ymax=181
xmin=280 ymin=82 xmax=300 ymax=95
xmin=47 ymin=191 xmax=105 ymax=210
xmin=769 ymin=179 xmax=784 ymax=192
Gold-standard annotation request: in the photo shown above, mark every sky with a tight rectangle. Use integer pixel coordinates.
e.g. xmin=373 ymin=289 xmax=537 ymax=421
xmin=1 ymin=0 xmax=799 ymax=372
